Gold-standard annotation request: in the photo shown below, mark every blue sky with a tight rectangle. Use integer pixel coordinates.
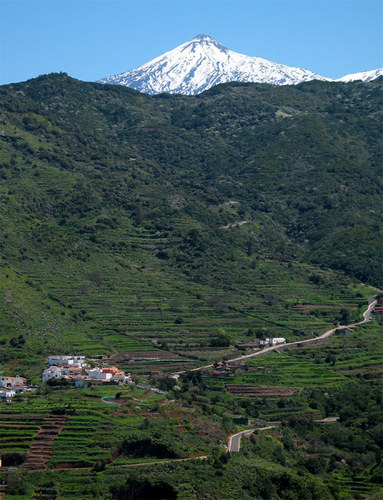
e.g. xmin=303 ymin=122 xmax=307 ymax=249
xmin=1 ymin=0 xmax=382 ymax=85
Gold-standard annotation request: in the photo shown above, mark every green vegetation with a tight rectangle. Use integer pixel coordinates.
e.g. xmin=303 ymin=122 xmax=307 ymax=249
xmin=0 ymin=320 xmax=382 ymax=498
xmin=0 ymin=74 xmax=382 ymax=498
xmin=1 ymin=74 xmax=382 ymax=377
xmin=232 ymin=320 xmax=383 ymax=389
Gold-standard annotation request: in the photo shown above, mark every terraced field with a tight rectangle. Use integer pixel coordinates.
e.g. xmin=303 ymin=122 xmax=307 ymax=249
xmin=0 ymin=385 xmax=222 ymax=476
xmin=330 ymin=475 xmax=380 ymax=498
xmin=0 ymin=414 xmax=43 ymax=458
xmin=23 ymin=415 xmax=70 ymax=470
xmin=225 ymin=384 xmax=298 ymax=398
xmin=50 ymin=414 xmax=116 ymax=467
xmin=235 ymin=318 xmax=383 ymax=389
xmin=3 ymin=248 xmax=373 ymax=383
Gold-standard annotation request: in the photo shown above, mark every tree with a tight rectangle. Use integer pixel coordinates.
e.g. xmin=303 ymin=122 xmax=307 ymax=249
xmin=210 ymin=329 xmax=231 ymax=347
xmin=6 ymin=469 xmax=34 ymax=495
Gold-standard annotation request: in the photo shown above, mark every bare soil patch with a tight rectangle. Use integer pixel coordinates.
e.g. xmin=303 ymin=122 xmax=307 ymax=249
xmin=112 ymin=350 xmax=186 ymax=362
xmin=225 ymin=384 xmax=299 ymax=398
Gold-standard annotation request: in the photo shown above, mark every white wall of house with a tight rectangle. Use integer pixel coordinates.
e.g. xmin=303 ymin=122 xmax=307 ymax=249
xmin=259 ymin=338 xmax=286 ymax=346
xmin=87 ymin=368 xmax=112 ymax=380
xmin=270 ymin=338 xmax=286 ymax=345
xmin=112 ymin=374 xmax=133 ymax=384
xmin=42 ymin=366 xmax=64 ymax=383
xmin=0 ymin=389 xmax=16 ymax=398
xmin=47 ymin=355 xmax=86 ymax=366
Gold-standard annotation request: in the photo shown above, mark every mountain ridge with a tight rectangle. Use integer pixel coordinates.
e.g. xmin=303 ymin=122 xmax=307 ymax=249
xmin=337 ymin=67 xmax=383 ymax=83
xmin=99 ymin=34 xmax=382 ymax=95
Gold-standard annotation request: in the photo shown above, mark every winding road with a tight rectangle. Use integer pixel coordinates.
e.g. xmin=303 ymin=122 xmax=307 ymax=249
xmin=227 ymin=417 xmax=340 ymax=452
xmin=176 ymin=295 xmax=379 ymax=376
xmin=228 ymin=426 xmax=277 ymax=452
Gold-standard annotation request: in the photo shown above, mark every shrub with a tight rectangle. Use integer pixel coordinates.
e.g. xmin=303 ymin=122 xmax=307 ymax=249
xmin=6 ymin=469 xmax=34 ymax=495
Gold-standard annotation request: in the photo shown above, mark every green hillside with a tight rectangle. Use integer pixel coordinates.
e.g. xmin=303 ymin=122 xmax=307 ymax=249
xmin=0 ymin=74 xmax=382 ymax=377
xmin=0 ymin=74 xmax=382 ymax=499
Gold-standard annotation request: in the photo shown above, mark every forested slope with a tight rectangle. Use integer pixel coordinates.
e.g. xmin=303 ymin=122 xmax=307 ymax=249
xmin=0 ymin=74 xmax=381 ymax=374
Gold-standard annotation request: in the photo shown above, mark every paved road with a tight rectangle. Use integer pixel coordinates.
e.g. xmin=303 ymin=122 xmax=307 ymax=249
xmin=318 ymin=416 xmax=339 ymax=423
xmin=228 ymin=426 xmax=277 ymax=452
xmin=227 ymin=417 xmax=339 ymax=452
xmin=175 ymin=295 xmax=379 ymax=376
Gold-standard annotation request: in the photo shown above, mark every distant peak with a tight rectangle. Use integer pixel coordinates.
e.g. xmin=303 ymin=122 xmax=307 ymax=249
xmin=193 ymin=34 xmax=214 ymax=41
xmin=188 ymin=34 xmax=229 ymax=53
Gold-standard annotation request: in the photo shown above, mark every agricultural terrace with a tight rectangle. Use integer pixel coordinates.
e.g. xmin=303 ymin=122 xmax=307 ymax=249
xmin=198 ymin=316 xmax=382 ymax=422
xmin=0 ymin=252 xmax=374 ymax=382
xmin=0 ymin=384 xmax=221 ymax=471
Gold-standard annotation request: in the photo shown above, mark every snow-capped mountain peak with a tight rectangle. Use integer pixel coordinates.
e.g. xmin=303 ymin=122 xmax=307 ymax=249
xmin=99 ymin=34 xmax=327 ymax=95
xmin=184 ymin=33 xmax=228 ymax=50
xmin=99 ymin=35 xmax=382 ymax=95
xmin=336 ymin=68 xmax=383 ymax=83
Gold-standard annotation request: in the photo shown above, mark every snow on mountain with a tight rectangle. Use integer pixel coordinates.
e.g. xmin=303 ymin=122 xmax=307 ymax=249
xmin=99 ymin=34 xmax=382 ymax=95
xmin=98 ymin=34 xmax=329 ymax=95
xmin=336 ymin=68 xmax=383 ymax=83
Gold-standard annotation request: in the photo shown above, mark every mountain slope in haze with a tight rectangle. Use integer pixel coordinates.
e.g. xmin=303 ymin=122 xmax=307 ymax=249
xmin=99 ymin=34 xmax=383 ymax=95
xmin=99 ymin=34 xmax=328 ymax=95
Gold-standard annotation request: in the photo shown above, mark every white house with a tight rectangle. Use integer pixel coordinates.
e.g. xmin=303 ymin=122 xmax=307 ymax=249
xmin=42 ymin=366 xmax=65 ymax=383
xmin=0 ymin=388 xmax=16 ymax=399
xmin=269 ymin=338 xmax=286 ymax=345
xmin=68 ymin=356 xmax=86 ymax=366
xmin=113 ymin=373 xmax=133 ymax=384
xmin=0 ymin=376 xmax=27 ymax=388
xmin=258 ymin=338 xmax=286 ymax=347
xmin=87 ymin=368 xmax=112 ymax=380
xmin=47 ymin=356 xmax=86 ymax=367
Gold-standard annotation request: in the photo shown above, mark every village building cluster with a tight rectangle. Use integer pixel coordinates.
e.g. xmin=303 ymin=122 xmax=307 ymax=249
xmin=208 ymin=360 xmax=241 ymax=377
xmin=235 ymin=337 xmax=286 ymax=350
xmin=0 ymin=375 xmax=30 ymax=400
xmin=42 ymin=355 xmax=133 ymax=387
